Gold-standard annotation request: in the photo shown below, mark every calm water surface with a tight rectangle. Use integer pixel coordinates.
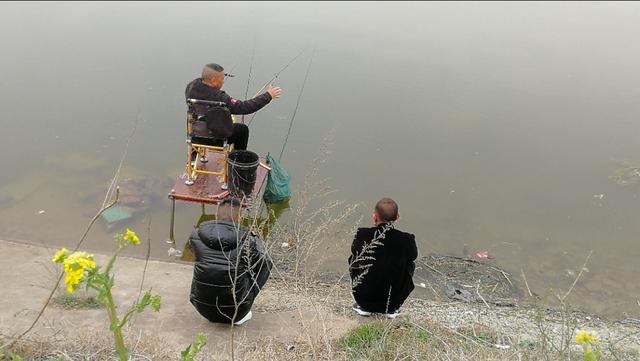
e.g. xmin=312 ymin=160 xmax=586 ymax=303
xmin=1 ymin=2 xmax=639 ymax=317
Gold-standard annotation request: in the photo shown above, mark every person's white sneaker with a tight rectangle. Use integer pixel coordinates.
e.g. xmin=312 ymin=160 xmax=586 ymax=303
xmin=234 ymin=311 xmax=252 ymax=325
xmin=384 ymin=310 xmax=401 ymax=319
xmin=352 ymin=303 xmax=371 ymax=317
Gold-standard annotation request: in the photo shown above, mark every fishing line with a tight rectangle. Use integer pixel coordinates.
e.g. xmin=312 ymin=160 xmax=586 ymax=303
xmin=242 ymin=39 xmax=256 ymax=124
xmin=247 ymin=49 xmax=307 ymax=126
xmin=278 ymin=48 xmax=315 ymax=162
xmin=226 ymin=56 xmax=240 ymax=77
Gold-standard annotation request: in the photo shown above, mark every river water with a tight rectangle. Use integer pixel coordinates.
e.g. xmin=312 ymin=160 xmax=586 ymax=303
xmin=1 ymin=2 xmax=639 ymax=318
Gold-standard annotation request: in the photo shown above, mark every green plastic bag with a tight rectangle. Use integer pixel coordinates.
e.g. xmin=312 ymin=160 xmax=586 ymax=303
xmin=263 ymin=154 xmax=291 ymax=204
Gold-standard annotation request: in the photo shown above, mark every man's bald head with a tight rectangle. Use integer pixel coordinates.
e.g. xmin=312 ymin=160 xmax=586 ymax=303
xmin=217 ymin=197 xmax=242 ymax=222
xmin=375 ymin=198 xmax=399 ymax=223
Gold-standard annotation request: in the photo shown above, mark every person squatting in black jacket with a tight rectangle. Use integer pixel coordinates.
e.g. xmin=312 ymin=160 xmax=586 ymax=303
xmin=189 ymin=198 xmax=272 ymax=325
xmin=349 ymin=198 xmax=418 ymax=319
xmin=185 ymin=63 xmax=283 ymax=150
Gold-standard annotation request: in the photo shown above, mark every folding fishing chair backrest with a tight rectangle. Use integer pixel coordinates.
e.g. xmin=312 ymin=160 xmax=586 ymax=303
xmin=187 ymin=99 xmax=233 ymax=144
xmin=184 ymin=99 xmax=234 ymax=186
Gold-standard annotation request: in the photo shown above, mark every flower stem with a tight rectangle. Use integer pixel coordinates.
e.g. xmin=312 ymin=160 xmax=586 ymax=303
xmin=105 ymin=290 xmax=127 ymax=361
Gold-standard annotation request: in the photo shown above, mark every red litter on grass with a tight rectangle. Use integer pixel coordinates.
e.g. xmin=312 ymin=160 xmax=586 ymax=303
xmin=476 ymin=251 xmax=495 ymax=259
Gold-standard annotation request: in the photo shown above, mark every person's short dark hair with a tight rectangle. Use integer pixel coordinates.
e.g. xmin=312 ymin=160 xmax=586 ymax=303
xmin=202 ymin=63 xmax=224 ymax=81
xmin=375 ymin=198 xmax=398 ymax=223
xmin=205 ymin=63 xmax=224 ymax=72
xmin=217 ymin=197 xmax=241 ymax=221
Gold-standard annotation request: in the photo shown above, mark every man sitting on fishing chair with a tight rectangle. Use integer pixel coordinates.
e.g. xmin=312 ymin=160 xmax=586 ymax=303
xmin=185 ymin=63 xmax=283 ymax=151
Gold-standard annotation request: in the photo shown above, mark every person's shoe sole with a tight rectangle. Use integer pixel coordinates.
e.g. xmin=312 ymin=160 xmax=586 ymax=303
xmin=234 ymin=311 xmax=252 ymax=325
xmin=384 ymin=312 xmax=400 ymax=319
xmin=352 ymin=305 xmax=371 ymax=317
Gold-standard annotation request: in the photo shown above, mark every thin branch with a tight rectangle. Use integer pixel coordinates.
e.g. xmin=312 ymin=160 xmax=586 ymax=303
xmin=2 ymin=115 xmax=139 ymax=349
xmin=1 ymin=189 xmax=120 ymax=350
xmin=476 ymin=280 xmax=490 ymax=308
xmin=562 ymin=250 xmax=593 ymax=301
xmin=521 ymin=268 xmax=533 ymax=297
xmin=135 ymin=216 xmax=152 ymax=305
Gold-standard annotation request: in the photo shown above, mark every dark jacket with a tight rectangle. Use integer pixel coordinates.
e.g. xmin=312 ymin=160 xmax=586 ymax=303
xmin=185 ymin=78 xmax=273 ymax=115
xmin=189 ymin=220 xmax=272 ymax=324
xmin=348 ymin=224 xmax=418 ymax=313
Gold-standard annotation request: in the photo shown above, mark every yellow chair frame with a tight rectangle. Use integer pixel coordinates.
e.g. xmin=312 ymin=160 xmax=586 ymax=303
xmin=185 ymin=112 xmax=233 ymax=186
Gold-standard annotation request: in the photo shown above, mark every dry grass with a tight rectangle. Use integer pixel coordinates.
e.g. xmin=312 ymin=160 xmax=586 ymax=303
xmin=2 ymin=279 xmax=640 ymax=360
xmin=1 ymin=329 xmax=175 ymax=361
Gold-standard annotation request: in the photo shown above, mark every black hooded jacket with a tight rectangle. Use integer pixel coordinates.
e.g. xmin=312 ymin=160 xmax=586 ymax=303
xmin=189 ymin=220 xmax=272 ymax=323
xmin=185 ymin=78 xmax=273 ymax=115
xmin=348 ymin=224 xmax=417 ymax=313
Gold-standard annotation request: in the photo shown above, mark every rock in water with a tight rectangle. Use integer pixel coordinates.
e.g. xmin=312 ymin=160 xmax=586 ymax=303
xmin=445 ymin=284 xmax=474 ymax=303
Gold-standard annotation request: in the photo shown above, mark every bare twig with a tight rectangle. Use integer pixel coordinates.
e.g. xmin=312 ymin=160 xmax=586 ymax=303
xmin=424 ymin=263 xmax=447 ymax=278
xmin=476 ymin=280 xmax=490 ymax=308
xmin=2 ymin=116 xmax=139 ymax=350
xmin=520 ymin=269 xmax=533 ymax=297
xmin=562 ymin=250 xmax=593 ymax=301
xmin=135 ymin=217 xmax=152 ymax=305
xmin=487 ymin=266 xmax=513 ymax=287
xmin=1 ymin=189 xmax=120 ymax=350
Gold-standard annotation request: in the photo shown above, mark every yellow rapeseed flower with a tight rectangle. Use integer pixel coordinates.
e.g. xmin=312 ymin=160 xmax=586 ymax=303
xmin=52 ymin=248 xmax=69 ymax=263
xmin=61 ymin=251 xmax=97 ymax=293
xmin=123 ymin=229 xmax=140 ymax=246
xmin=576 ymin=331 xmax=599 ymax=345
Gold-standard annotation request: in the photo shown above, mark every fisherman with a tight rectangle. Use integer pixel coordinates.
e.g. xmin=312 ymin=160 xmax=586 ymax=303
xmin=189 ymin=197 xmax=272 ymax=325
xmin=186 ymin=63 xmax=283 ymax=150
xmin=348 ymin=198 xmax=418 ymax=319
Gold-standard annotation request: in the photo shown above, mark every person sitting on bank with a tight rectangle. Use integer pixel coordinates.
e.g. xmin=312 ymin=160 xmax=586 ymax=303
xmin=348 ymin=198 xmax=418 ymax=319
xmin=189 ymin=197 xmax=272 ymax=325
xmin=185 ymin=63 xmax=283 ymax=150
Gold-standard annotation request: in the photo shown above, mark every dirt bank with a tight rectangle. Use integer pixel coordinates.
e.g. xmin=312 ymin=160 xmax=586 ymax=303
xmin=0 ymin=240 xmax=638 ymax=360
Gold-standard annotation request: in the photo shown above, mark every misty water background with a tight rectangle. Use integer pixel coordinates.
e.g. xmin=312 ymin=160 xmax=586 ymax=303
xmin=1 ymin=2 xmax=639 ymax=317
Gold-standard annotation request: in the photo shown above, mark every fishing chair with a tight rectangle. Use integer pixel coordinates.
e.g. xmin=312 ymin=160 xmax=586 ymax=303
xmin=185 ymin=99 xmax=234 ymax=186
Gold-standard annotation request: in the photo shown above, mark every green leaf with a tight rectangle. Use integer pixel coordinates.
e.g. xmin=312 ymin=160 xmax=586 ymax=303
xmin=180 ymin=334 xmax=207 ymax=361
xmin=180 ymin=345 xmax=192 ymax=360
xmin=151 ymin=295 xmax=162 ymax=312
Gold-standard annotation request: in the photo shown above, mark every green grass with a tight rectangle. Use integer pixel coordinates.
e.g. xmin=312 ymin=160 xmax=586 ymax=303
xmin=338 ymin=320 xmax=439 ymax=360
xmin=340 ymin=323 xmax=386 ymax=351
xmin=457 ymin=324 xmax=497 ymax=344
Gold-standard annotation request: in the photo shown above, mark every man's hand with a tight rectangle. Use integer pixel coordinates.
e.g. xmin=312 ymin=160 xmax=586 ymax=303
xmin=268 ymin=84 xmax=283 ymax=99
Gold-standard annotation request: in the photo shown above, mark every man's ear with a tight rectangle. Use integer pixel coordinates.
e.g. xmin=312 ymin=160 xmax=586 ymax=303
xmin=372 ymin=212 xmax=378 ymax=224
xmin=396 ymin=212 xmax=401 ymax=221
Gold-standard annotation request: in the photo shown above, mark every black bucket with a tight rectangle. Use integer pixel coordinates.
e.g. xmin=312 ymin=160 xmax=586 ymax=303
xmin=227 ymin=150 xmax=260 ymax=197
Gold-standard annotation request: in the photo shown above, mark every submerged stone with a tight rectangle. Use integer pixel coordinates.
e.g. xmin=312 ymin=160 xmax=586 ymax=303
xmin=414 ymin=254 xmax=521 ymax=306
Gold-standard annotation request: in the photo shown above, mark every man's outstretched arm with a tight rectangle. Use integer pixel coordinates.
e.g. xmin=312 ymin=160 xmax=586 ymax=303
xmin=222 ymin=85 xmax=283 ymax=115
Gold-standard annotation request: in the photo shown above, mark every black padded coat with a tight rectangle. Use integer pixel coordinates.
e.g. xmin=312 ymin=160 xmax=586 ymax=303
xmin=189 ymin=220 xmax=272 ymax=323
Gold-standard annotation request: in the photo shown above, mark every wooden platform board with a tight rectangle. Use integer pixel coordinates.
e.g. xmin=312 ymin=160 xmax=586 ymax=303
xmin=169 ymin=151 xmax=268 ymax=205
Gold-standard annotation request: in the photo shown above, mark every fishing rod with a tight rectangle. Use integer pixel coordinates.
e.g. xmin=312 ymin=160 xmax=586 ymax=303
xmin=226 ymin=56 xmax=240 ymax=78
xmin=278 ymin=48 xmax=315 ymax=162
xmin=242 ymin=39 xmax=256 ymax=124
xmin=247 ymin=49 xmax=307 ymax=126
